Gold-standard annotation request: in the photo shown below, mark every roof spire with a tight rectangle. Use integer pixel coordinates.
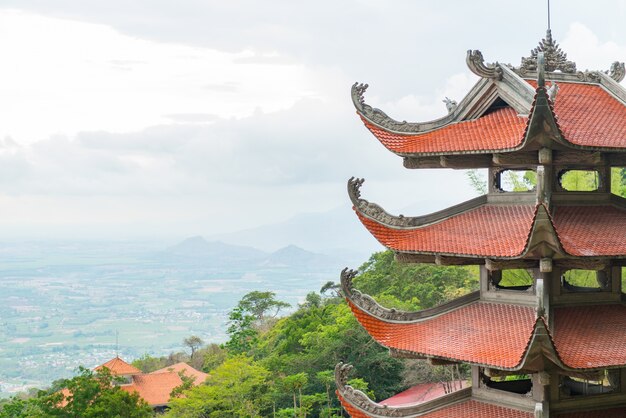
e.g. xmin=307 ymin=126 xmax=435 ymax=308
xmin=547 ymin=0 xmax=551 ymax=31
xmin=520 ymin=29 xmax=576 ymax=74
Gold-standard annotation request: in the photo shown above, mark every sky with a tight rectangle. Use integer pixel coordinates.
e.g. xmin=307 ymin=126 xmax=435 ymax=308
xmin=1 ymin=1 xmax=625 ymax=241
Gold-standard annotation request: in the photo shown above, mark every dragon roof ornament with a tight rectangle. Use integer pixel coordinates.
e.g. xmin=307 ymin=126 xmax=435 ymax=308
xmin=335 ymin=362 xmax=473 ymax=416
xmin=348 ymin=177 xmax=418 ymax=227
xmin=341 ymin=267 xmax=480 ymax=322
xmin=520 ymin=29 xmax=576 ymax=74
xmin=609 ymin=61 xmax=626 ymax=83
xmin=351 ymin=82 xmax=461 ymax=134
xmin=466 ymin=50 xmax=504 ymax=80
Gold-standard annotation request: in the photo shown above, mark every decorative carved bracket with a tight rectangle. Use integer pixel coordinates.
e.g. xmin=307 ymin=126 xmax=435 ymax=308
xmin=350 ymin=82 xmax=456 ymax=134
xmin=347 ymin=177 xmax=421 ymax=228
xmin=335 ymin=362 xmax=472 ymax=417
xmin=608 ymin=61 xmax=626 ymax=83
xmin=341 ymin=267 xmax=480 ymax=322
xmin=335 ymin=362 xmax=402 ymax=417
xmin=466 ymin=50 xmax=503 ymax=80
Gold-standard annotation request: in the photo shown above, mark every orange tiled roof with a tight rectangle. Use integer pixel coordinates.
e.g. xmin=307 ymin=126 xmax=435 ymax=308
xmin=338 ymin=394 xmax=533 ymax=418
xmin=121 ymin=372 xmax=183 ymax=406
xmin=151 ymin=362 xmax=208 ymax=385
xmin=556 ymin=407 xmax=626 ymax=418
xmin=95 ymin=357 xmax=141 ymax=376
xmin=552 ymin=205 xmax=626 ymax=256
xmin=361 ymin=81 xmax=626 ymax=155
xmin=348 ymin=300 xmax=536 ymax=368
xmin=554 ymin=305 xmax=626 ymax=369
xmin=361 ymin=107 xmax=527 ymax=154
xmin=381 ymin=381 xmax=466 ymax=407
xmin=355 ymin=204 xmax=536 ymax=257
xmin=531 ymin=81 xmax=626 ymax=148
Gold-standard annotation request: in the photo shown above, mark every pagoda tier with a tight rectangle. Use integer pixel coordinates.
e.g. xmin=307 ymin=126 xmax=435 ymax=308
xmin=339 ymin=31 xmax=626 ymax=417
xmin=349 ymin=178 xmax=626 ymax=261
xmin=353 ymin=55 xmax=626 ymax=168
xmin=341 ymin=269 xmax=626 ymax=372
xmin=336 ymin=363 xmax=626 ymax=418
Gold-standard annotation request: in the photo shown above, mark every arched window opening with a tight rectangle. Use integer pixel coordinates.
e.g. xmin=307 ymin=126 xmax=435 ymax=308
xmin=496 ymin=170 xmax=536 ymax=192
xmin=481 ymin=372 xmax=532 ymax=395
xmin=560 ymin=370 xmax=619 ymax=397
xmin=611 ymin=167 xmax=626 ymax=197
xmin=561 ymin=269 xmax=606 ymax=292
xmin=491 ymin=269 xmax=533 ymax=291
xmin=559 ymin=169 xmax=600 ymax=191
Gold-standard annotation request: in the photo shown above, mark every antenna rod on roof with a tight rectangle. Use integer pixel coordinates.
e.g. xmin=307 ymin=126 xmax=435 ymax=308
xmin=115 ymin=330 xmax=119 ymax=357
xmin=547 ymin=0 xmax=551 ymax=31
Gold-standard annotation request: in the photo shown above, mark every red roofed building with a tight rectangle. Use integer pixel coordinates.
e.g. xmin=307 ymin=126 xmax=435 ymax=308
xmin=337 ymin=30 xmax=626 ymax=417
xmin=96 ymin=357 xmax=206 ymax=412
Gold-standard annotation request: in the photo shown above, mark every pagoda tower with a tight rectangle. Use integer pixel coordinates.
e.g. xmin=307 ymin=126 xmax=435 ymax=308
xmin=335 ymin=31 xmax=626 ymax=417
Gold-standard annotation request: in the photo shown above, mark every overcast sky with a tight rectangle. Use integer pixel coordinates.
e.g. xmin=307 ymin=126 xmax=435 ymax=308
xmin=1 ymin=1 xmax=625 ymax=241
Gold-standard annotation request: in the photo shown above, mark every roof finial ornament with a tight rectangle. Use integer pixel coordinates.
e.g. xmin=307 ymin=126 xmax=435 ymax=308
xmin=520 ymin=30 xmax=576 ymax=74
xmin=537 ymin=52 xmax=546 ymax=88
xmin=466 ymin=50 xmax=503 ymax=80
xmin=547 ymin=82 xmax=559 ymax=102
xmin=442 ymin=97 xmax=458 ymax=113
xmin=609 ymin=61 xmax=626 ymax=83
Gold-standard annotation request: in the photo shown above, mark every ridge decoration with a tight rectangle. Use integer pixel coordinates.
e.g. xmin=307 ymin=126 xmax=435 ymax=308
xmin=340 ymin=266 xmax=412 ymax=322
xmin=609 ymin=61 xmax=626 ymax=83
xmin=466 ymin=50 xmax=503 ymax=80
xmin=341 ymin=268 xmax=480 ymax=322
xmin=351 ymin=83 xmax=457 ymax=134
xmin=336 ymin=363 xmax=473 ymax=416
xmin=348 ymin=177 xmax=418 ymax=227
xmin=520 ymin=30 xmax=576 ymax=74
xmin=335 ymin=363 xmax=402 ymax=417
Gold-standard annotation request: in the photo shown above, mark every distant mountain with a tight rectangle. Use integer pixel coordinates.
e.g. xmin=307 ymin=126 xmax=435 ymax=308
xmin=261 ymin=244 xmax=334 ymax=268
xmin=210 ymin=205 xmax=382 ymax=260
xmin=163 ymin=236 xmax=267 ymax=264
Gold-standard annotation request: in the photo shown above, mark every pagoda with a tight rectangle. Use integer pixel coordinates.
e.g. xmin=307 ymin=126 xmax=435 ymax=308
xmin=335 ymin=30 xmax=626 ymax=417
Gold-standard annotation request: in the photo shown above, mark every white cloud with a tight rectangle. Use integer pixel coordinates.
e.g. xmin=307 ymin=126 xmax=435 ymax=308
xmin=561 ymin=22 xmax=626 ymax=73
xmin=0 ymin=10 xmax=320 ymax=144
xmin=0 ymin=5 xmax=624 ymax=239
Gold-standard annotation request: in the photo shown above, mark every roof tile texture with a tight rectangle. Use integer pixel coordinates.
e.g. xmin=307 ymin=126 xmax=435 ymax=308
xmin=121 ymin=372 xmax=183 ymax=406
xmin=356 ymin=204 xmax=536 ymax=257
xmin=151 ymin=362 xmax=208 ymax=385
xmin=95 ymin=357 xmax=141 ymax=376
xmin=362 ymin=81 xmax=626 ymax=154
xmin=532 ymin=81 xmax=626 ymax=148
xmin=339 ymin=395 xmax=533 ymax=418
xmin=361 ymin=107 xmax=527 ymax=154
xmin=381 ymin=381 xmax=466 ymax=407
xmin=348 ymin=301 xmax=536 ymax=368
xmin=554 ymin=304 xmax=626 ymax=369
xmin=552 ymin=205 xmax=626 ymax=256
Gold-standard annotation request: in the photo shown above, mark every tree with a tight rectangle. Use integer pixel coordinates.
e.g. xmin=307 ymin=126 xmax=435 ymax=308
xmin=316 ymin=370 xmax=335 ymax=413
xmin=166 ymin=355 xmax=271 ymax=418
xmin=353 ymin=251 xmax=478 ymax=310
xmin=319 ymin=281 xmax=341 ymax=298
xmin=225 ymin=305 xmax=258 ymax=354
xmin=301 ymin=292 xmax=321 ymax=309
xmin=201 ymin=343 xmax=227 ymax=372
xmin=238 ymin=291 xmax=291 ymax=321
xmin=132 ymin=353 xmax=168 ymax=373
xmin=183 ymin=335 xmax=204 ymax=360
xmin=466 ymin=169 xmax=487 ymax=194
xmin=280 ymin=373 xmax=308 ymax=417
xmin=0 ymin=367 xmax=152 ymax=418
